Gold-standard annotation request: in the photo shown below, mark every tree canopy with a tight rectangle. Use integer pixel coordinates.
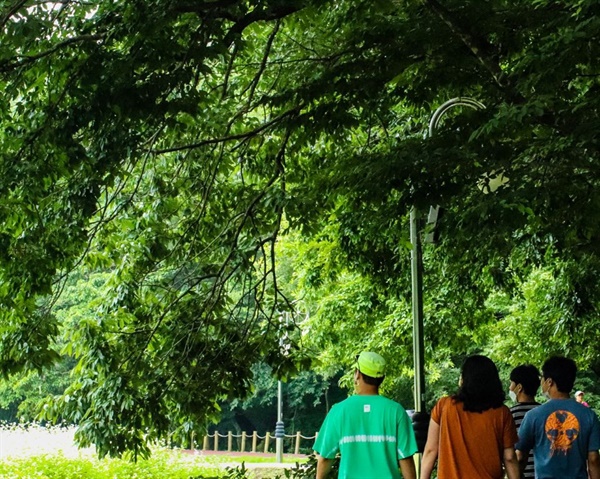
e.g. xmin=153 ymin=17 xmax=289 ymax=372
xmin=1 ymin=0 xmax=599 ymax=458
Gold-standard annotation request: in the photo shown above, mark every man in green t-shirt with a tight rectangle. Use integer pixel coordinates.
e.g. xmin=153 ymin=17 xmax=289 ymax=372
xmin=314 ymin=352 xmax=417 ymax=479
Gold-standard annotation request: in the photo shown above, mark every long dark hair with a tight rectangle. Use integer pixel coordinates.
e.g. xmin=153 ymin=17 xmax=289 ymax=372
xmin=452 ymin=355 xmax=505 ymax=413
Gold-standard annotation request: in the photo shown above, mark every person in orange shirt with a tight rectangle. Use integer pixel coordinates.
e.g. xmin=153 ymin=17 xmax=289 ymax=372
xmin=420 ymin=355 xmax=520 ymax=479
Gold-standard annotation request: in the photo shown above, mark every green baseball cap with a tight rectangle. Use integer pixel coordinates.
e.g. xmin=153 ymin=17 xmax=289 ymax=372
xmin=356 ymin=352 xmax=386 ymax=378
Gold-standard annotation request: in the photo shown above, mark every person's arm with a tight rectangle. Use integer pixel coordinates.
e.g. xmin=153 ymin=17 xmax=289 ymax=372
xmin=316 ymin=454 xmax=334 ymax=479
xmin=515 ymin=411 xmax=532 ymax=476
xmin=503 ymin=446 xmax=521 ymax=479
xmin=515 ymin=447 xmax=529 ymax=475
xmin=419 ymin=419 xmax=440 ymax=479
xmin=399 ymin=456 xmax=416 ymax=479
xmin=587 ymin=450 xmax=600 ymax=479
xmin=515 ymin=449 xmax=524 ymax=462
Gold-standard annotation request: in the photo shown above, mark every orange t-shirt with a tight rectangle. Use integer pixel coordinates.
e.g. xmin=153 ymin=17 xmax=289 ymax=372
xmin=431 ymin=396 xmax=518 ymax=479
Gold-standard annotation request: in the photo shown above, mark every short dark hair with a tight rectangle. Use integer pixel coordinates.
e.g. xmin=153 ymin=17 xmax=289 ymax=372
xmin=542 ymin=356 xmax=577 ymax=393
xmin=359 ymin=371 xmax=384 ymax=387
xmin=453 ymin=355 xmax=505 ymax=413
xmin=510 ymin=364 xmax=541 ymax=397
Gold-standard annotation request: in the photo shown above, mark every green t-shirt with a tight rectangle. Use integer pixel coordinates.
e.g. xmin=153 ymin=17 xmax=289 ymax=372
xmin=314 ymin=395 xmax=418 ymax=479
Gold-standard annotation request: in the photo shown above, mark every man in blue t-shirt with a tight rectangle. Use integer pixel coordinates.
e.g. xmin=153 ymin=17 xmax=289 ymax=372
xmin=516 ymin=356 xmax=600 ymax=479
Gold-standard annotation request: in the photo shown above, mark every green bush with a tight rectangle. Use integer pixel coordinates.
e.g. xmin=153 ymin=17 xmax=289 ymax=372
xmin=0 ymin=449 xmax=222 ymax=479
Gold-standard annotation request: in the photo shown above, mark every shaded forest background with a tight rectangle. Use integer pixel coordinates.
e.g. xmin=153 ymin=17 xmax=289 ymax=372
xmin=0 ymin=0 xmax=599 ymax=458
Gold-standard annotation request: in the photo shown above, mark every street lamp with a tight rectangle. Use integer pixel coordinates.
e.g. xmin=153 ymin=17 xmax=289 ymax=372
xmin=411 ymin=97 xmax=486 ymax=414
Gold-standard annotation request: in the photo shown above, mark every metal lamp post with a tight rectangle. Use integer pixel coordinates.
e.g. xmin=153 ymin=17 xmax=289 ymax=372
xmin=275 ymin=312 xmax=290 ymax=463
xmin=411 ymin=97 xmax=486 ymax=414
xmin=275 ymin=379 xmax=285 ymax=463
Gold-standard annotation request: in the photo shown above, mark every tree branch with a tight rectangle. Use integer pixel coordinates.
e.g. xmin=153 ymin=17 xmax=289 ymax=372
xmin=0 ymin=0 xmax=28 ymax=30
xmin=243 ymin=19 xmax=281 ymax=106
xmin=0 ymin=34 xmax=103 ymax=73
xmin=223 ymin=4 xmax=303 ymax=47
xmin=422 ymin=0 xmax=508 ymax=89
xmin=149 ymin=105 xmax=302 ymax=154
xmin=173 ymin=0 xmax=240 ymax=14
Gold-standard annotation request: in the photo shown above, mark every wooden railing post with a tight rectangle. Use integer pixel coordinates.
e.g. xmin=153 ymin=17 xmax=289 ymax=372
xmin=198 ymin=430 xmax=318 ymax=455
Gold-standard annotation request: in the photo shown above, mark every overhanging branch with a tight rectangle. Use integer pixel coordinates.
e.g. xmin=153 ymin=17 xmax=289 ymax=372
xmin=173 ymin=0 xmax=240 ymax=14
xmin=0 ymin=0 xmax=28 ymax=29
xmin=0 ymin=34 xmax=103 ymax=73
xmin=422 ymin=0 xmax=508 ymax=89
xmin=224 ymin=4 xmax=303 ymax=46
xmin=149 ymin=105 xmax=302 ymax=155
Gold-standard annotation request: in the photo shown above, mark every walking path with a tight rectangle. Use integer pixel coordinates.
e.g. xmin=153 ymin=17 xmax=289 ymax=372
xmin=185 ymin=449 xmax=308 ymax=469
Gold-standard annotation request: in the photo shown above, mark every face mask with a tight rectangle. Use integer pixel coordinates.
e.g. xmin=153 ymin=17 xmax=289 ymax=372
xmin=509 ymin=389 xmax=518 ymax=402
xmin=543 ymin=389 xmax=551 ymax=400
xmin=541 ymin=378 xmax=551 ymax=400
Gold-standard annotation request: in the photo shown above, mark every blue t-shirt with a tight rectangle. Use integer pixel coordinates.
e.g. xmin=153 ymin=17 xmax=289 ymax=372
xmin=314 ymin=395 xmax=417 ymax=479
xmin=516 ymin=398 xmax=600 ymax=479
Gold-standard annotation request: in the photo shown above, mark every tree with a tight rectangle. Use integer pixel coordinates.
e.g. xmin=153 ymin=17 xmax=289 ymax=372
xmin=0 ymin=270 xmax=107 ymax=422
xmin=1 ymin=0 xmax=599 ymax=457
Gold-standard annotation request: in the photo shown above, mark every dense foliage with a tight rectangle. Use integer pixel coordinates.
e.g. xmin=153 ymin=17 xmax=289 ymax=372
xmin=0 ymin=0 xmax=599 ymax=457
xmin=0 ymin=448 xmax=221 ymax=479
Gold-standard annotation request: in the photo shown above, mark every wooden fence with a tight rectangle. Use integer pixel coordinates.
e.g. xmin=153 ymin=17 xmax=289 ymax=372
xmin=195 ymin=431 xmax=318 ymax=455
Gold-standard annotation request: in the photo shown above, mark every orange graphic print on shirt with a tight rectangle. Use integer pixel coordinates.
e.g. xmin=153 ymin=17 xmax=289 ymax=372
xmin=545 ymin=410 xmax=580 ymax=455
